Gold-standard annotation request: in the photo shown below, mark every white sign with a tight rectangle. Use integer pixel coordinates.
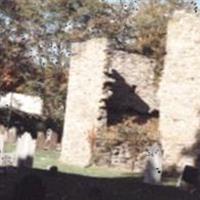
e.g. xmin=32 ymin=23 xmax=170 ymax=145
xmin=0 ymin=92 xmax=43 ymax=115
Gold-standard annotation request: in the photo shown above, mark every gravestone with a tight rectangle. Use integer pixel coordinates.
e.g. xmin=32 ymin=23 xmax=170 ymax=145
xmin=143 ymin=143 xmax=163 ymax=185
xmin=36 ymin=131 xmax=46 ymax=150
xmin=0 ymin=133 xmax=15 ymax=167
xmin=0 ymin=153 xmax=15 ymax=166
xmin=16 ymin=132 xmax=36 ymax=168
xmin=177 ymin=165 xmax=199 ymax=188
xmin=44 ymin=129 xmax=58 ymax=150
xmin=0 ymin=134 xmax=4 ymax=165
xmin=7 ymin=126 xmax=17 ymax=143
xmin=181 ymin=165 xmax=199 ymax=186
xmin=60 ymin=38 xmax=109 ymax=167
xmin=158 ymin=10 xmax=200 ymax=171
xmin=0 ymin=125 xmax=6 ymax=135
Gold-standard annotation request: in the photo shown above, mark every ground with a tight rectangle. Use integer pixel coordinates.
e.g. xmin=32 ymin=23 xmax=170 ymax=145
xmin=2 ymin=144 xmax=200 ymax=200
xmin=0 ymin=167 xmax=199 ymax=200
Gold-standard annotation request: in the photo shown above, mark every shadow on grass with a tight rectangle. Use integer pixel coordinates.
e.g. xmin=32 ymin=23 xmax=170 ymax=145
xmin=0 ymin=167 xmax=198 ymax=200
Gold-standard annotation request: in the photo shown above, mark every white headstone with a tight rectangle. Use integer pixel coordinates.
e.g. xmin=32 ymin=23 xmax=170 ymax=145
xmin=16 ymin=132 xmax=36 ymax=168
xmin=143 ymin=143 xmax=163 ymax=185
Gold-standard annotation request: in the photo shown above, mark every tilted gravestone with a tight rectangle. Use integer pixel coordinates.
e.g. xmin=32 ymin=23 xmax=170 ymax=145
xmin=143 ymin=143 xmax=163 ymax=185
xmin=176 ymin=165 xmax=199 ymax=188
xmin=158 ymin=10 xmax=200 ymax=171
xmin=16 ymin=132 xmax=36 ymax=168
xmin=60 ymin=38 xmax=109 ymax=167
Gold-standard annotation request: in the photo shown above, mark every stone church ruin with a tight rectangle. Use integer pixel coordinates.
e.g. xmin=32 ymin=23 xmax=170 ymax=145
xmin=159 ymin=10 xmax=200 ymax=172
xmin=1 ymin=9 xmax=200 ymax=175
xmin=60 ymin=38 xmax=159 ymax=168
xmin=60 ymin=38 xmax=109 ymax=167
xmin=60 ymin=10 xmax=200 ymax=173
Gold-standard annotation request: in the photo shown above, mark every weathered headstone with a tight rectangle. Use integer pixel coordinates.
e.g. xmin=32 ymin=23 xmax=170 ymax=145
xmin=16 ymin=132 xmax=36 ymax=168
xmin=0 ymin=125 xmax=6 ymax=135
xmin=36 ymin=131 xmax=46 ymax=150
xmin=44 ymin=129 xmax=58 ymax=150
xmin=176 ymin=165 xmax=199 ymax=188
xmin=60 ymin=38 xmax=108 ymax=167
xmin=0 ymin=133 xmax=15 ymax=167
xmin=181 ymin=165 xmax=199 ymax=186
xmin=7 ymin=126 xmax=17 ymax=143
xmin=158 ymin=10 xmax=200 ymax=171
xmin=1 ymin=153 xmax=15 ymax=166
xmin=143 ymin=143 xmax=163 ymax=185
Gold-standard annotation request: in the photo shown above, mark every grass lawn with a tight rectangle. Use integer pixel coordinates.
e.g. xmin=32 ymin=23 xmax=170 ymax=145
xmin=4 ymin=143 xmax=177 ymax=186
xmin=4 ymin=143 xmax=135 ymax=177
xmin=3 ymin=144 xmax=196 ymax=200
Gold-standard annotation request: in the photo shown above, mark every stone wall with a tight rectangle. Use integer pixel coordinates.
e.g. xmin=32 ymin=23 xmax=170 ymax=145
xmin=60 ymin=37 xmax=159 ymax=168
xmin=158 ymin=10 xmax=200 ymax=171
xmin=109 ymin=51 xmax=158 ymax=114
xmin=60 ymin=38 xmax=109 ymax=167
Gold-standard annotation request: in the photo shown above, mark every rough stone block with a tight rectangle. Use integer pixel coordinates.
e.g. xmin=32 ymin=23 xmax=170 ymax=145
xmin=60 ymin=38 xmax=108 ymax=167
xmin=158 ymin=10 xmax=200 ymax=171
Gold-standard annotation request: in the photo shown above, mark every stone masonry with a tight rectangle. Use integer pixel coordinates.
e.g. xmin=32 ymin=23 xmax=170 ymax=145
xmin=60 ymin=38 xmax=109 ymax=167
xmin=110 ymin=51 xmax=158 ymax=114
xmin=60 ymin=37 xmax=159 ymax=168
xmin=158 ymin=10 xmax=200 ymax=171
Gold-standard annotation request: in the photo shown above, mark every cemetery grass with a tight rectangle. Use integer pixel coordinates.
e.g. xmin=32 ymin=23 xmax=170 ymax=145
xmin=4 ymin=143 xmax=177 ymax=185
xmin=4 ymin=143 xmax=135 ymax=177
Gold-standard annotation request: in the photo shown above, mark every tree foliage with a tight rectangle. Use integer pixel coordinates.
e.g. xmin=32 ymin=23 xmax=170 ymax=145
xmin=131 ymin=0 xmax=196 ymax=81
xmin=0 ymin=0 xmax=198 ymax=129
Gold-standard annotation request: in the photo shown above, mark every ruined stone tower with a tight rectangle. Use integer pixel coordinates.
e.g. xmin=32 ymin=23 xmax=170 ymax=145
xmin=159 ymin=10 xmax=200 ymax=171
xmin=60 ymin=38 xmax=109 ymax=167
